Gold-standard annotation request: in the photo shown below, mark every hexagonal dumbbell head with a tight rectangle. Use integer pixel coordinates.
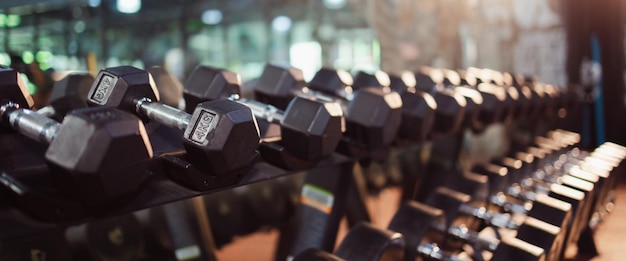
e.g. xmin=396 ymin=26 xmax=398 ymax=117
xmin=45 ymin=106 xmax=153 ymax=203
xmin=485 ymin=70 xmax=520 ymax=122
xmin=281 ymin=96 xmax=343 ymax=161
xmin=183 ymin=99 xmax=260 ymax=176
xmin=503 ymin=72 xmax=532 ymax=121
xmin=441 ymin=68 xmax=461 ymax=87
xmin=439 ymin=69 xmax=484 ymax=131
xmin=308 ymin=68 xmax=353 ymax=95
xmin=183 ymin=65 xmax=241 ymax=113
xmin=476 ymin=83 xmax=507 ymax=125
xmin=457 ymin=69 xmax=479 ymax=87
xmin=414 ymin=67 xmax=444 ymax=92
xmin=48 ymin=72 xmax=94 ymax=119
xmin=431 ymin=88 xmax=466 ymax=135
xmin=148 ymin=67 xmax=183 ymax=108
xmin=253 ymin=64 xmax=306 ymax=110
xmin=388 ymin=72 xmax=437 ymax=143
xmin=454 ymin=86 xmax=483 ymax=131
xmin=352 ymin=71 xmax=390 ymax=90
xmin=345 ymin=87 xmax=402 ymax=149
xmin=183 ymin=66 xmax=341 ymax=162
xmin=86 ymin=66 xmax=159 ymax=118
xmin=0 ymin=66 xmax=33 ymax=112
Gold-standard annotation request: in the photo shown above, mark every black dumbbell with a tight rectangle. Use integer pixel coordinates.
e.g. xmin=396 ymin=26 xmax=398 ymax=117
xmin=414 ymin=67 xmax=467 ymax=135
xmin=300 ymin=200 xmax=554 ymax=261
xmin=470 ymin=158 xmax=589 ymax=235
xmin=502 ymin=72 xmax=533 ymax=121
xmin=431 ymin=66 xmax=506 ymax=131
xmin=426 ymin=185 xmax=571 ymax=238
xmin=424 ymin=169 xmax=575 ymax=259
xmin=182 ymin=65 xmax=343 ymax=165
xmin=354 ymin=70 xmax=437 ymax=144
xmin=508 ymin=73 xmax=544 ymax=121
xmin=37 ymin=72 xmax=95 ymax=121
xmin=389 ymin=201 xmax=562 ymax=261
xmin=458 ymin=68 xmax=514 ymax=125
xmin=475 ymin=68 xmax=521 ymax=123
xmin=578 ymin=143 xmax=626 ymax=227
xmin=0 ymin=66 xmax=153 ymax=204
xmin=471 ymin=147 xmax=599 ymax=254
xmin=86 ymin=66 xmax=260 ymax=177
xmin=438 ymin=69 xmax=485 ymax=133
xmin=252 ymin=65 xmax=402 ymax=152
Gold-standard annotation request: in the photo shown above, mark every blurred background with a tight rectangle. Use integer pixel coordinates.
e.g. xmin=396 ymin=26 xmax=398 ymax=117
xmin=2 ymin=1 xmax=626 ymax=260
xmin=1 ymin=0 xmax=624 ymax=145
xmin=0 ymin=0 xmax=586 ymax=81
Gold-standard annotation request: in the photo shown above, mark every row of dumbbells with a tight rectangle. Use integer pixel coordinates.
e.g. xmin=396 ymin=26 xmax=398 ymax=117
xmin=292 ymin=130 xmax=625 ymax=261
xmin=0 ymin=62 xmax=573 ymax=208
xmin=1 ymin=130 xmax=619 ymax=260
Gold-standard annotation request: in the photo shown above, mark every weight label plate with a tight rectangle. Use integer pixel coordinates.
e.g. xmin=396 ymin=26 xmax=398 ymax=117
xmin=189 ymin=109 xmax=218 ymax=144
xmin=91 ymin=72 xmax=117 ymax=105
xmin=300 ymin=184 xmax=334 ymax=214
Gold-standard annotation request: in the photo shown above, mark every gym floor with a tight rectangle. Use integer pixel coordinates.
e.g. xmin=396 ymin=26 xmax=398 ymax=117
xmin=215 ymin=183 xmax=626 ymax=261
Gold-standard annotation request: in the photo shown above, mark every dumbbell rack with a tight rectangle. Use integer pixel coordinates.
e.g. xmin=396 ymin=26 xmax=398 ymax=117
xmin=0 ymin=121 xmax=355 ymax=241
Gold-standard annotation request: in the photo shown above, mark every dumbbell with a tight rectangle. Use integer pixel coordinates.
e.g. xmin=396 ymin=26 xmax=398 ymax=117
xmin=353 ymin=70 xmax=436 ymax=144
xmin=484 ymin=138 xmax=616 ymax=252
xmin=577 ymin=143 xmax=626 ymax=225
xmin=464 ymin=68 xmax=537 ymax=123
xmin=388 ymin=201 xmax=559 ymax=261
xmin=472 ymin=145 xmax=593 ymax=219
xmin=426 ymin=166 xmax=578 ymax=258
xmin=414 ymin=67 xmax=467 ymax=135
xmin=505 ymin=72 xmax=563 ymax=122
xmin=470 ymin=160 xmax=591 ymax=251
xmin=501 ymin=72 xmax=533 ymax=121
xmin=37 ymin=72 xmax=95 ymax=121
xmin=522 ymin=81 xmax=553 ymax=120
xmin=451 ymin=68 xmax=510 ymax=126
xmin=182 ymin=65 xmax=343 ymax=166
xmin=425 ymin=184 xmax=571 ymax=244
xmin=473 ymin=68 xmax=520 ymax=123
xmin=0 ymin=66 xmax=153 ymax=204
xmin=443 ymin=70 xmax=486 ymax=132
xmin=85 ymin=66 xmax=260 ymax=178
xmin=437 ymin=69 xmax=484 ymax=132
xmin=509 ymin=74 xmax=545 ymax=121
xmin=294 ymin=201 xmax=554 ymax=261
xmin=464 ymin=83 xmax=507 ymax=126
xmin=252 ymin=65 xmax=402 ymax=153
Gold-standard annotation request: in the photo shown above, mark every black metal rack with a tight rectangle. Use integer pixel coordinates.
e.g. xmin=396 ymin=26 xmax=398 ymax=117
xmin=0 ymin=121 xmax=355 ymax=241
